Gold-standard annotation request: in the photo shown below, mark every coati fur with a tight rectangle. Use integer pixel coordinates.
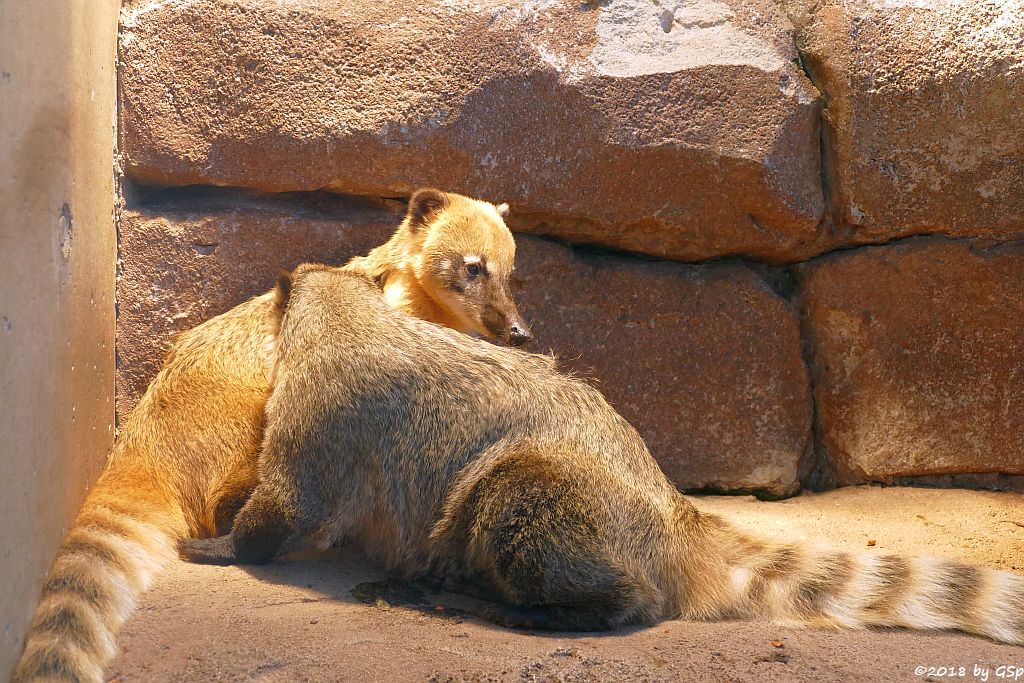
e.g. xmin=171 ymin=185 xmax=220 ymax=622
xmin=12 ymin=189 xmax=531 ymax=683
xmin=185 ymin=266 xmax=1024 ymax=644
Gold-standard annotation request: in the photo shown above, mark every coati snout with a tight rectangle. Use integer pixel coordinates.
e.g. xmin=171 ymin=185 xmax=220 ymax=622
xmin=427 ymin=249 xmax=533 ymax=347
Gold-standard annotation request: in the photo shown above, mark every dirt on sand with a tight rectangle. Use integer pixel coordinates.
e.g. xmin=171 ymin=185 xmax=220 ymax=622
xmin=109 ymin=486 xmax=1024 ymax=682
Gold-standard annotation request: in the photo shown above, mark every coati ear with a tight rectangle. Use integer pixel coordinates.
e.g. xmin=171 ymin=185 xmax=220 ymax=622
xmin=495 ymin=202 xmax=510 ymax=218
xmin=407 ymin=188 xmax=449 ymax=229
xmin=273 ymin=270 xmax=294 ymax=314
xmin=274 ymin=263 xmax=332 ymax=314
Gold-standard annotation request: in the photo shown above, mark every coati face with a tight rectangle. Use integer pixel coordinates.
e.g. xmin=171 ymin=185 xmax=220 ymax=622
xmin=408 ymin=189 xmax=533 ymax=347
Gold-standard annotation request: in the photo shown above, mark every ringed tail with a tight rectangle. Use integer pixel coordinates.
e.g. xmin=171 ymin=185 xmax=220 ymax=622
xmin=710 ymin=525 xmax=1024 ymax=645
xmin=12 ymin=470 xmax=187 ymax=682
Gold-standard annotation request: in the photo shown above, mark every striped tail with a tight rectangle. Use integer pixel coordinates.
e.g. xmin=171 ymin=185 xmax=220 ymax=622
xmin=724 ymin=537 xmax=1024 ymax=645
xmin=12 ymin=471 xmax=187 ymax=682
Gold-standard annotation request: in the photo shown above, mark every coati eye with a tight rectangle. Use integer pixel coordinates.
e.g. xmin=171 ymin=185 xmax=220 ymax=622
xmin=465 ymin=263 xmax=481 ymax=277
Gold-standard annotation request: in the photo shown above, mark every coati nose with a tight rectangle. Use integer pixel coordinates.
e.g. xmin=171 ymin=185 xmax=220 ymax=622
xmin=508 ymin=324 xmax=533 ymax=347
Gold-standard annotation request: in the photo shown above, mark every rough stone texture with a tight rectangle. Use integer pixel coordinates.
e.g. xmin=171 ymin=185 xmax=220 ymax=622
xmin=789 ymin=0 xmax=1024 ymax=243
xmin=117 ymin=190 xmax=400 ymax=418
xmin=119 ymin=0 xmax=824 ymax=262
xmin=117 ymin=189 xmax=810 ymax=495
xmin=801 ymin=238 xmax=1024 ymax=483
xmin=513 ymin=238 xmax=811 ymax=497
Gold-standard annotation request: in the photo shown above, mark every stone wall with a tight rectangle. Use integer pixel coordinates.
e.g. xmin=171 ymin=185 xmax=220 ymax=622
xmin=116 ymin=0 xmax=1024 ymax=497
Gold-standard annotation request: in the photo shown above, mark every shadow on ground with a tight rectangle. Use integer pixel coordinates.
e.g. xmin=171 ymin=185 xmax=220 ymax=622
xmin=110 ymin=486 xmax=1024 ymax=682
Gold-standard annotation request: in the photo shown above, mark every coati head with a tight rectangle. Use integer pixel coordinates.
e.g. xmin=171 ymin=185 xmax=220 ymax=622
xmin=390 ymin=188 xmax=533 ymax=347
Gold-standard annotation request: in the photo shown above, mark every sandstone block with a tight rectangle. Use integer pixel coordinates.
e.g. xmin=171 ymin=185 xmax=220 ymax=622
xmin=120 ymin=0 xmax=823 ymax=261
xmin=119 ymin=191 xmax=811 ymax=494
xmin=801 ymin=238 xmax=1024 ymax=482
xmin=514 ymin=237 xmax=811 ymax=496
xmin=790 ymin=0 xmax=1024 ymax=242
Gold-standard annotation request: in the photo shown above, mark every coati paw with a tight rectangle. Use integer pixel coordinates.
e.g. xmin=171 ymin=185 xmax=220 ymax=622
xmin=212 ymin=489 xmax=254 ymax=536
xmin=477 ymin=603 xmax=543 ymax=630
xmin=179 ymin=535 xmax=240 ymax=565
xmin=476 ymin=603 xmax=616 ymax=632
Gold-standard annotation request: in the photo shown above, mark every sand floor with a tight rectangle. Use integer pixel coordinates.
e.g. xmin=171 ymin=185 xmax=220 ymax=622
xmin=109 ymin=486 xmax=1024 ymax=682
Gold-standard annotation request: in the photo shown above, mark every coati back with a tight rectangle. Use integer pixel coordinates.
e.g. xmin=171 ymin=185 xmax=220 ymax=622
xmin=12 ymin=189 xmax=531 ymax=683
xmin=186 ymin=267 xmax=1024 ymax=644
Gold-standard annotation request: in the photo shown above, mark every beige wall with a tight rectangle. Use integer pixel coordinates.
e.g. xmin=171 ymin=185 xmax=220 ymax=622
xmin=0 ymin=0 xmax=120 ymax=675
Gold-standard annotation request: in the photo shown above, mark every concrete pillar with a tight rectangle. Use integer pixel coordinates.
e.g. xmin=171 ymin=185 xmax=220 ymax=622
xmin=0 ymin=0 xmax=119 ymax=674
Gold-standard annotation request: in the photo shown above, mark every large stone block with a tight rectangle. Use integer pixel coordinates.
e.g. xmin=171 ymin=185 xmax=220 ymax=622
xmin=801 ymin=238 xmax=1024 ymax=482
xmin=118 ymin=190 xmax=811 ymax=495
xmin=790 ymin=0 xmax=1024 ymax=242
xmin=513 ymin=238 xmax=811 ymax=496
xmin=120 ymin=0 xmax=824 ymax=261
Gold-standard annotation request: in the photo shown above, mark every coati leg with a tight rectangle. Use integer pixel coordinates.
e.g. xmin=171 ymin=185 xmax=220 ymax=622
xmin=431 ymin=448 xmax=661 ymax=631
xmin=206 ymin=462 xmax=260 ymax=536
xmin=181 ymin=486 xmax=294 ymax=565
xmin=478 ymin=603 xmax=619 ymax=631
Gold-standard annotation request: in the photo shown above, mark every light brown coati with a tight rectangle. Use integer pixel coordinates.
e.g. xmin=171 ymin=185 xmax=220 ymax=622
xmin=12 ymin=189 xmax=531 ymax=683
xmin=184 ymin=266 xmax=1024 ymax=644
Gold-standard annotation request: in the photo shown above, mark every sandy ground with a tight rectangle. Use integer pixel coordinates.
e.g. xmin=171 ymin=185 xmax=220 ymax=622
xmin=110 ymin=486 xmax=1024 ymax=682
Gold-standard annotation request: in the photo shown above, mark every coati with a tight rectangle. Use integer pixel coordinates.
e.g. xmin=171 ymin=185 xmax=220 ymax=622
xmin=12 ymin=189 xmax=532 ymax=683
xmin=184 ymin=266 xmax=1024 ymax=644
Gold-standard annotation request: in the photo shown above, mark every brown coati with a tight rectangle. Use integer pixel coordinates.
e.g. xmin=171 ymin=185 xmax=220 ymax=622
xmin=184 ymin=265 xmax=1024 ymax=644
xmin=12 ymin=189 xmax=532 ymax=683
